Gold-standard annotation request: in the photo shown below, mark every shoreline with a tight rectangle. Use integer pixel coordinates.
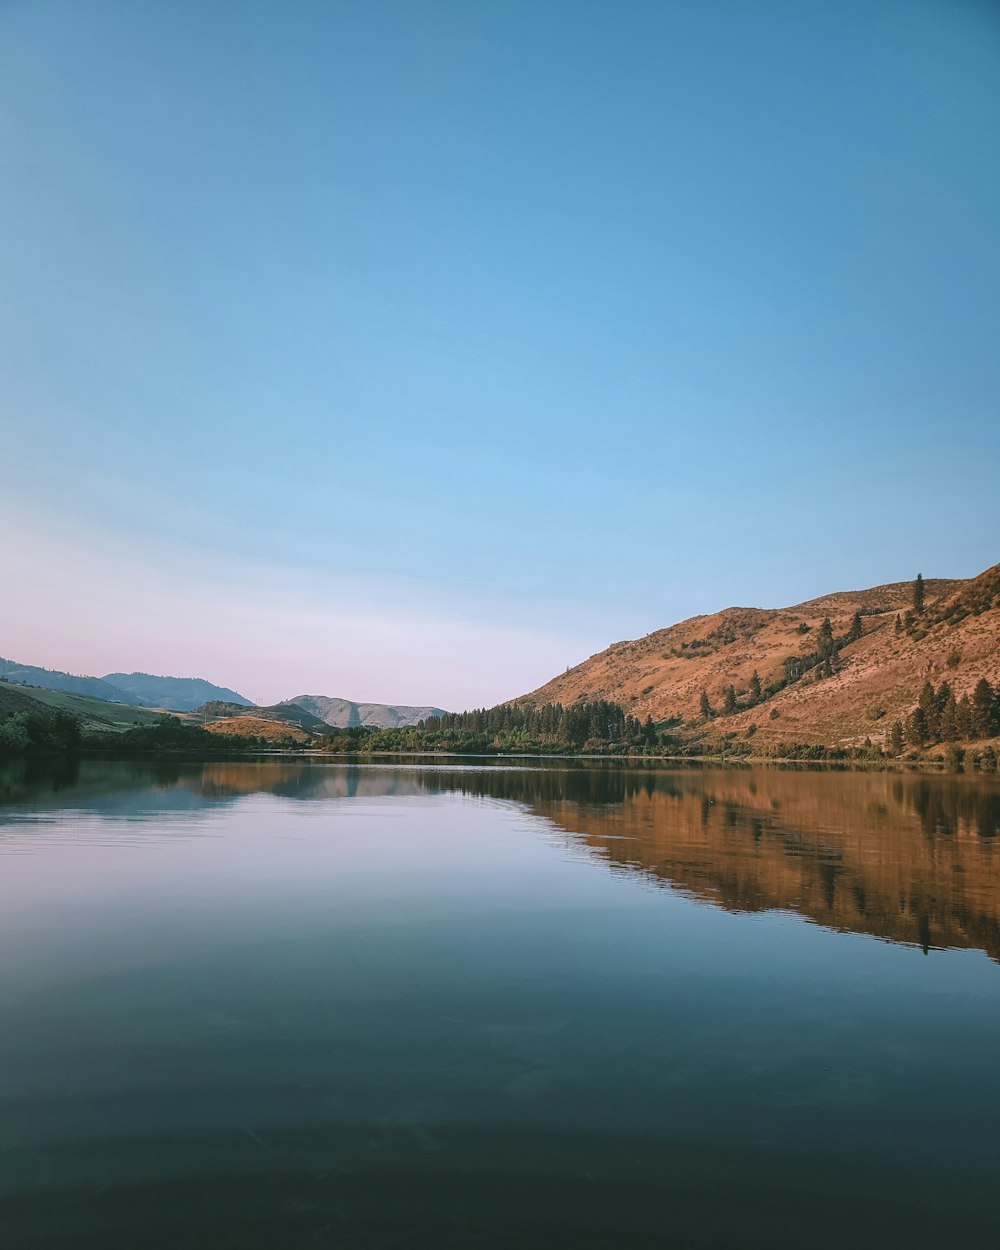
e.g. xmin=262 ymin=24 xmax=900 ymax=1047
xmin=33 ymin=747 xmax=997 ymax=774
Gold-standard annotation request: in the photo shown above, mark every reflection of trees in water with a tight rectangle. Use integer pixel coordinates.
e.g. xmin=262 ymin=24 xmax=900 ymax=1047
xmin=906 ymin=779 xmax=1000 ymax=842
xmin=5 ymin=758 xmax=1000 ymax=960
xmin=513 ymin=770 xmax=1000 ymax=962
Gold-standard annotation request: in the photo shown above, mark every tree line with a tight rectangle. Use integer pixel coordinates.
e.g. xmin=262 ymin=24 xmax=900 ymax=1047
xmin=322 ymin=700 xmax=669 ymax=755
xmin=889 ymin=678 xmax=998 ymax=753
xmin=0 ymin=713 xmax=270 ymax=758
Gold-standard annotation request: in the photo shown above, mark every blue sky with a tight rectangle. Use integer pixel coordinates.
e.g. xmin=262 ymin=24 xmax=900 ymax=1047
xmin=2 ymin=0 xmax=998 ymax=707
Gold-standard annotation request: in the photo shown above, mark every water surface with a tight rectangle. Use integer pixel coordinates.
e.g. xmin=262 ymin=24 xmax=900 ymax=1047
xmin=1 ymin=759 xmax=999 ymax=1248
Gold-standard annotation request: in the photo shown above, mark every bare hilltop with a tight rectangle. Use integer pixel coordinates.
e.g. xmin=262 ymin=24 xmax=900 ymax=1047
xmin=520 ymin=563 xmax=1000 ymax=750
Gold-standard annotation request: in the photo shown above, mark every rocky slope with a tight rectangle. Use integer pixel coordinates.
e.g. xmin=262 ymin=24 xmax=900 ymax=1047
xmin=520 ymin=564 xmax=1000 ymax=748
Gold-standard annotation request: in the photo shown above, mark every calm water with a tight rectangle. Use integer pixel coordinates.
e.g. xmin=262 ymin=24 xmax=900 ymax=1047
xmin=1 ymin=758 xmax=999 ymax=1249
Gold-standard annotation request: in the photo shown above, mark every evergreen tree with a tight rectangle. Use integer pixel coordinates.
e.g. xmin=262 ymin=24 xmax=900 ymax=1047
xmin=894 ymin=614 xmax=902 ymax=635
xmin=889 ymin=720 xmax=904 ymax=756
xmin=972 ymin=679 xmax=996 ymax=738
xmin=723 ymin=685 xmax=738 ymax=715
xmin=749 ymin=670 xmax=762 ymax=703
xmin=699 ymin=690 xmax=713 ymax=719
xmin=918 ymin=681 xmax=939 ymax=740
xmin=913 ymin=573 xmax=925 ymax=614
xmin=939 ymin=693 xmax=959 ymax=742
xmin=818 ymin=617 xmax=835 ymax=661
xmin=906 ymin=707 xmax=928 ymax=747
xmin=957 ymin=694 xmax=975 ymax=739
xmin=848 ymin=610 xmax=863 ymax=643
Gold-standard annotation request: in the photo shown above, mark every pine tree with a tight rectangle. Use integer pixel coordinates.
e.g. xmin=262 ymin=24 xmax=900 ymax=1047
xmin=699 ymin=691 xmax=713 ymax=719
xmin=957 ymin=694 xmax=975 ymax=739
xmin=972 ymin=679 xmax=996 ymax=739
xmin=889 ymin=720 xmax=904 ymax=755
xmin=723 ymin=685 xmax=737 ymax=715
xmin=818 ymin=617 xmax=835 ymax=660
xmin=848 ymin=610 xmax=863 ymax=643
xmin=749 ymin=670 xmax=762 ymax=703
xmin=907 ymin=707 xmax=928 ymax=747
xmin=913 ymin=573 xmax=925 ymax=614
xmin=918 ymin=681 xmax=939 ymax=740
xmin=894 ymin=614 xmax=902 ymax=635
xmin=939 ymin=694 xmax=959 ymax=742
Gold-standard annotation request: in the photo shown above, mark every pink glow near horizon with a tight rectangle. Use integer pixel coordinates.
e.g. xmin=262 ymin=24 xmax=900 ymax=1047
xmin=4 ymin=519 xmax=591 ymax=710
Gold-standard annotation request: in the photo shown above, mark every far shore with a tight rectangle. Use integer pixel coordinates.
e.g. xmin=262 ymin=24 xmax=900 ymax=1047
xmin=62 ymin=747 xmax=999 ymax=774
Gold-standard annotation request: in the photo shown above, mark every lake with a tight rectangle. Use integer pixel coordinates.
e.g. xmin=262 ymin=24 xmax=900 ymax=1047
xmin=1 ymin=758 xmax=999 ymax=1248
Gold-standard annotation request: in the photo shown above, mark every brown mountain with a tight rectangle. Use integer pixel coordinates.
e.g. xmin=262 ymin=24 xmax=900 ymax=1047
xmin=519 ymin=563 xmax=1000 ymax=748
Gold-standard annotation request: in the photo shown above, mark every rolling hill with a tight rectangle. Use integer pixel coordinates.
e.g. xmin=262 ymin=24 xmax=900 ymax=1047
xmin=0 ymin=680 xmax=171 ymax=731
xmin=200 ymin=716 xmax=309 ymax=745
xmin=0 ymin=658 xmax=143 ymax=704
xmin=103 ymin=673 xmax=254 ymax=712
xmin=519 ymin=564 xmax=1000 ymax=749
xmin=0 ymin=658 xmax=254 ymax=713
xmin=195 ymin=701 xmax=328 ymax=732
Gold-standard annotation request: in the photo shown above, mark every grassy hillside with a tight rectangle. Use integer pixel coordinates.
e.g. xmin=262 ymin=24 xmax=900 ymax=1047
xmin=520 ymin=566 xmax=1000 ymax=750
xmin=0 ymin=659 xmax=141 ymax=704
xmin=0 ymin=683 xmax=60 ymax=722
xmin=1 ymin=681 xmax=174 ymax=732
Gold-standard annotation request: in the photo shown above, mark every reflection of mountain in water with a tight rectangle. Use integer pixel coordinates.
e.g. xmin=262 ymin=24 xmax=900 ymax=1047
xmin=3 ymin=758 xmax=999 ymax=960
xmin=536 ymin=772 xmax=1000 ymax=962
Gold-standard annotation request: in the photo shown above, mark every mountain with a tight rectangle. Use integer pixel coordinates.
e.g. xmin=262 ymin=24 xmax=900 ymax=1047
xmin=0 ymin=658 xmax=143 ymax=704
xmin=284 ymin=695 xmax=448 ymax=729
xmin=518 ymin=565 xmax=1000 ymax=749
xmin=196 ymin=700 xmax=328 ymax=732
xmin=103 ymin=673 xmax=255 ymax=713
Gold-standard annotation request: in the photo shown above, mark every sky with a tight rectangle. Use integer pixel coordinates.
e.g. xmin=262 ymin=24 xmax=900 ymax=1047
xmin=2 ymin=0 xmax=998 ymax=709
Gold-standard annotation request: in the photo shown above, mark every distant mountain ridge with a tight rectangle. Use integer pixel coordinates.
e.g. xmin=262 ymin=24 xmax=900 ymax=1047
xmin=284 ymin=695 xmax=448 ymax=729
xmin=0 ymin=658 xmax=143 ymax=705
xmin=0 ymin=655 xmax=442 ymax=725
xmin=104 ymin=673 xmax=254 ymax=712
xmin=0 ymin=657 xmax=255 ymax=712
